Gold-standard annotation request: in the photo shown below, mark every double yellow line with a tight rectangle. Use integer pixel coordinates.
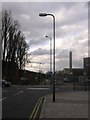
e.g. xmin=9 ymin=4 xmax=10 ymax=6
xmin=29 ymin=96 xmax=44 ymax=120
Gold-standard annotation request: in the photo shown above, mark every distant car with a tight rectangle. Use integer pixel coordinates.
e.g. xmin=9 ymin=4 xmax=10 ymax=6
xmin=2 ymin=80 xmax=11 ymax=87
xmin=64 ymin=78 xmax=69 ymax=82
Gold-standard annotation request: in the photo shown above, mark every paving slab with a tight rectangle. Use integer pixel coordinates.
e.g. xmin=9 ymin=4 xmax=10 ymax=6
xmin=40 ymin=91 xmax=88 ymax=118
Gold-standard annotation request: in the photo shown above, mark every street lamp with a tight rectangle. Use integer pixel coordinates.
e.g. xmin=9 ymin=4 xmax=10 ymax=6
xmin=39 ymin=13 xmax=56 ymax=102
xmin=45 ymin=35 xmax=52 ymax=87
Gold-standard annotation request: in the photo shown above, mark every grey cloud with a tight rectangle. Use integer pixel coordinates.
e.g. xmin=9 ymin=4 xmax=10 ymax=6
xmin=56 ymin=4 xmax=87 ymax=28
xmin=2 ymin=2 xmax=88 ymax=39
xmin=56 ymin=59 xmax=69 ymax=70
xmin=3 ymin=2 xmax=87 ymax=26
xmin=31 ymin=48 xmax=50 ymax=55
xmin=72 ymin=38 xmax=88 ymax=49
xmin=2 ymin=2 xmax=77 ymax=15
xmin=2 ymin=2 xmax=88 ymax=71
xmin=56 ymin=20 xmax=87 ymax=38
xmin=28 ymin=37 xmax=49 ymax=46
xmin=73 ymin=59 xmax=83 ymax=68
xmin=88 ymin=39 xmax=90 ymax=56
xmin=56 ymin=49 xmax=69 ymax=59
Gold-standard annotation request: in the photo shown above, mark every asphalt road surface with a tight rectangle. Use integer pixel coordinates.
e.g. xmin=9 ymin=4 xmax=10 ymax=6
xmin=2 ymin=85 xmax=53 ymax=119
xmin=1 ymin=84 xmax=87 ymax=119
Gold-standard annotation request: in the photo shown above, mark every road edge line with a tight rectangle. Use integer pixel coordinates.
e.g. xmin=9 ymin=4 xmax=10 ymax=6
xmin=29 ymin=97 xmax=41 ymax=119
xmin=39 ymin=96 xmax=46 ymax=118
xmin=33 ymin=97 xmax=44 ymax=118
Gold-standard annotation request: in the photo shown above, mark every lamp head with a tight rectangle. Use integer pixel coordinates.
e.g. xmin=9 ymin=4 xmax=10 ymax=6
xmin=45 ymin=35 xmax=48 ymax=38
xmin=39 ymin=13 xmax=47 ymax=17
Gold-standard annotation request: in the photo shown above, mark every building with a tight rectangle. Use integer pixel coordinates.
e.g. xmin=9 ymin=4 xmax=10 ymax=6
xmin=19 ymin=70 xmax=38 ymax=85
xmin=63 ymin=68 xmax=84 ymax=76
xmin=84 ymin=57 xmax=90 ymax=77
xmin=2 ymin=61 xmax=45 ymax=85
xmin=63 ymin=68 xmax=84 ymax=82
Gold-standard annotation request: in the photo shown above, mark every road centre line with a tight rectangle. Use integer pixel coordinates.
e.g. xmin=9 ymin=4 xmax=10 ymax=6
xmin=0 ymin=97 xmax=7 ymax=101
xmin=13 ymin=91 xmax=24 ymax=96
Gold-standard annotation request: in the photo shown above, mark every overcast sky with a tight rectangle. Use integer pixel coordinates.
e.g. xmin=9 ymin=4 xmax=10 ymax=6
xmin=2 ymin=2 xmax=88 ymax=73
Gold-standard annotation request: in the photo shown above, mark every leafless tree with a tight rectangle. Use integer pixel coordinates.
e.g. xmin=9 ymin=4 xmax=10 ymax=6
xmin=2 ymin=10 xmax=29 ymax=78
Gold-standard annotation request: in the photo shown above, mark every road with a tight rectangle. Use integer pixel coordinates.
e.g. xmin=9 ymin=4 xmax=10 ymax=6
xmin=2 ymin=85 xmax=53 ymax=119
xmin=1 ymin=84 xmax=87 ymax=119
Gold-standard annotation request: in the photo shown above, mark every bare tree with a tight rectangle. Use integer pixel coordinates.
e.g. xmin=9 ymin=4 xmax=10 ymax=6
xmin=2 ymin=10 xmax=12 ymax=61
xmin=2 ymin=10 xmax=29 ymax=79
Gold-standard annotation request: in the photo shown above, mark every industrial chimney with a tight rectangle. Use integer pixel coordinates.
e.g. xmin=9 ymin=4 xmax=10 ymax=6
xmin=69 ymin=51 xmax=72 ymax=70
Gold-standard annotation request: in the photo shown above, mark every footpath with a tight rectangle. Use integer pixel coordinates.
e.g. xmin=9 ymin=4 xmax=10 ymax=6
xmin=40 ymin=91 xmax=88 ymax=119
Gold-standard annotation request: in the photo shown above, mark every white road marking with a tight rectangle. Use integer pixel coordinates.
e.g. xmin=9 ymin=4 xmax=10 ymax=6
xmin=13 ymin=91 xmax=24 ymax=96
xmin=0 ymin=97 xmax=7 ymax=101
xmin=27 ymin=88 xmax=50 ymax=90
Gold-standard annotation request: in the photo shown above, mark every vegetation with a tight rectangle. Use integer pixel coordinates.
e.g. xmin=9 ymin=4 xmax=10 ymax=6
xmin=2 ymin=10 xmax=29 ymax=80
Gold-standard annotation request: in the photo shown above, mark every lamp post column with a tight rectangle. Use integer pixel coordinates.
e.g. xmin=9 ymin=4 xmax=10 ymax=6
xmin=39 ymin=13 xmax=56 ymax=102
xmin=52 ymin=15 xmax=55 ymax=102
xmin=50 ymin=38 xmax=52 ymax=87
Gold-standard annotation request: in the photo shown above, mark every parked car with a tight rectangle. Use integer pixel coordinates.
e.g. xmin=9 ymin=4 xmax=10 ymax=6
xmin=64 ymin=78 xmax=69 ymax=82
xmin=2 ymin=80 xmax=11 ymax=87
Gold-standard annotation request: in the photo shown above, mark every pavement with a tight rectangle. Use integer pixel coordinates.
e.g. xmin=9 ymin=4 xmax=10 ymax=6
xmin=40 ymin=91 xmax=88 ymax=119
